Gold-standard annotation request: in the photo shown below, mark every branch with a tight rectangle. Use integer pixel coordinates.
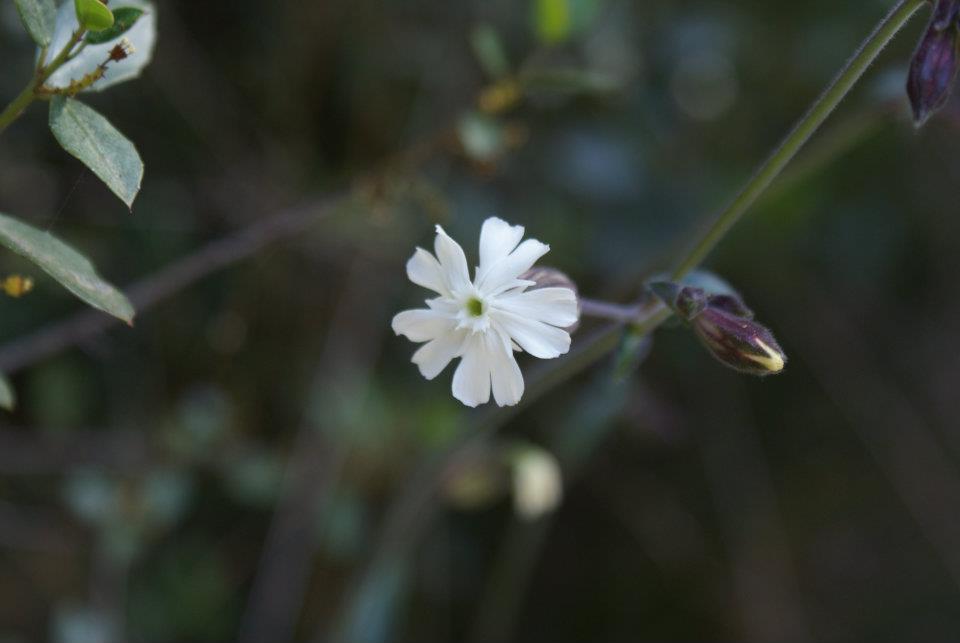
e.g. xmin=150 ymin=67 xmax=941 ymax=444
xmin=0 ymin=193 xmax=345 ymax=374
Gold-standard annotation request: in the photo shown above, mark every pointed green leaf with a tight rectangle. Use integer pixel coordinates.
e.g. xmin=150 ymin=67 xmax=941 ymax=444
xmin=49 ymin=97 xmax=143 ymax=209
xmin=14 ymin=0 xmax=57 ymax=46
xmin=85 ymin=7 xmax=144 ymax=44
xmin=0 ymin=374 xmax=15 ymax=412
xmin=74 ymin=0 xmax=114 ymax=31
xmin=470 ymin=23 xmax=510 ymax=79
xmin=0 ymin=212 xmax=135 ymax=323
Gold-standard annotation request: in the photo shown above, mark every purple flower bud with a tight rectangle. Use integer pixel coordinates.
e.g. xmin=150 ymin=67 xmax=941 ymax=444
xmin=650 ymin=279 xmax=786 ymax=376
xmin=692 ymin=307 xmax=786 ymax=376
xmin=907 ymin=0 xmax=960 ymax=126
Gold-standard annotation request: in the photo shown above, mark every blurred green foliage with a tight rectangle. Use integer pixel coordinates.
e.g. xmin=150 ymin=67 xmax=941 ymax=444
xmin=2 ymin=0 xmax=960 ymax=642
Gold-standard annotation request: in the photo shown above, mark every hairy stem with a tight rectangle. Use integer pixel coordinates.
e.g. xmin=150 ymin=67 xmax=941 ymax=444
xmin=0 ymin=83 xmax=40 ymax=136
xmin=578 ymin=297 xmax=642 ymax=323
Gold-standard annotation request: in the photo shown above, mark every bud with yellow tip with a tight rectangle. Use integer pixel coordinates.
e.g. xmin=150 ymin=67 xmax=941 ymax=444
xmin=650 ymin=281 xmax=787 ymax=377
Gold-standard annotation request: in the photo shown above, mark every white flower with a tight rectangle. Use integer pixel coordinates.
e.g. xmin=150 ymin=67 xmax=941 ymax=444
xmin=512 ymin=446 xmax=563 ymax=520
xmin=392 ymin=217 xmax=579 ymax=407
xmin=41 ymin=0 xmax=157 ymax=92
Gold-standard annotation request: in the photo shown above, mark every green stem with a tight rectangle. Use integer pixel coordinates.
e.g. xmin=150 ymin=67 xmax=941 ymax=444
xmin=669 ymin=0 xmax=927 ymax=280
xmin=0 ymin=29 xmax=85 ymax=135
xmin=0 ymin=83 xmax=40 ymax=135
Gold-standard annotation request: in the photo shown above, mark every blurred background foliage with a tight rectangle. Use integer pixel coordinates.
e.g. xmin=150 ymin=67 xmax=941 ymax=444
xmin=1 ymin=0 xmax=960 ymax=641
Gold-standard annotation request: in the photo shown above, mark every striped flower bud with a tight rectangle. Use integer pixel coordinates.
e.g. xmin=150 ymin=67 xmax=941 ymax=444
xmin=691 ymin=306 xmax=786 ymax=376
xmin=650 ymin=281 xmax=786 ymax=377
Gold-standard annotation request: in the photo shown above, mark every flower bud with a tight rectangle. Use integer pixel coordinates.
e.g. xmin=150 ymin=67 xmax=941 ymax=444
xmin=648 ymin=281 xmax=708 ymax=321
xmin=692 ymin=307 xmax=786 ymax=376
xmin=907 ymin=0 xmax=960 ymax=126
xmin=509 ymin=446 xmax=563 ymax=521
xmin=650 ymin=280 xmax=786 ymax=376
xmin=75 ymin=0 xmax=115 ymax=32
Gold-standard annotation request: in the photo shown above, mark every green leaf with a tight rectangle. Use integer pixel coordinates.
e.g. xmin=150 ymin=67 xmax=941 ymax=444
xmin=534 ymin=0 xmax=571 ymax=44
xmin=85 ymin=7 xmax=144 ymax=44
xmin=74 ymin=0 xmax=114 ymax=31
xmin=0 ymin=212 xmax=135 ymax=323
xmin=533 ymin=0 xmax=602 ymax=45
xmin=13 ymin=0 xmax=57 ymax=46
xmin=470 ymin=23 xmax=510 ymax=79
xmin=49 ymin=97 xmax=144 ymax=209
xmin=0 ymin=373 xmax=15 ymax=412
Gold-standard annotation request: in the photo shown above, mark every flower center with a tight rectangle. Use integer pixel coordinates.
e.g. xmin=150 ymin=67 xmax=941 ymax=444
xmin=466 ymin=296 xmax=485 ymax=317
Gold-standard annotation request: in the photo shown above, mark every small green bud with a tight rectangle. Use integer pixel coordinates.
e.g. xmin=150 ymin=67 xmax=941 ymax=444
xmin=75 ymin=0 xmax=115 ymax=32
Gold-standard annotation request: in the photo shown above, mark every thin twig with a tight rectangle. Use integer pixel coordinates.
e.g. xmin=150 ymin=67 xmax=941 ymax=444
xmin=0 ymin=194 xmax=345 ymax=374
xmin=238 ymin=256 xmax=391 ymax=643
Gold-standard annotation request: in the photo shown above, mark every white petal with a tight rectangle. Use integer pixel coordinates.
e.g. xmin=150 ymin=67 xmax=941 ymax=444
xmin=434 ymin=225 xmax=471 ymax=294
xmin=478 ymin=217 xmax=524 ymax=274
xmin=495 ymin=287 xmax=579 ymax=327
xmin=43 ymin=1 xmax=157 ymax=92
xmin=391 ymin=308 xmax=454 ymax=343
xmin=488 ymin=330 xmax=524 ymax=406
xmin=412 ymin=329 xmax=466 ymax=380
xmin=477 ymin=239 xmax=549 ymax=294
xmin=451 ymin=334 xmax=491 ymax=407
xmin=406 ymin=248 xmax=448 ymax=295
xmin=491 ymin=310 xmax=571 ymax=359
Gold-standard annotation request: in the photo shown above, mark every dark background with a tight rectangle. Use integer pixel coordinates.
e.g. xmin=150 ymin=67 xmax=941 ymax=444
xmin=2 ymin=0 xmax=960 ymax=641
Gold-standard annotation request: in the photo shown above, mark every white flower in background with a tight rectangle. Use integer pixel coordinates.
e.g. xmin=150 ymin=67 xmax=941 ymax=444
xmin=41 ymin=0 xmax=156 ymax=92
xmin=511 ymin=446 xmax=563 ymax=520
xmin=392 ymin=217 xmax=579 ymax=407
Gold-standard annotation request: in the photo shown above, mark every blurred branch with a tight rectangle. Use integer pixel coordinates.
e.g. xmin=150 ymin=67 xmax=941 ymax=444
xmin=693 ymin=383 xmax=810 ymax=643
xmin=0 ymin=427 xmax=150 ymax=474
xmin=323 ymin=321 xmax=630 ymax=642
xmin=0 ymin=500 xmax=80 ymax=552
xmin=0 ymin=194 xmax=346 ymax=374
xmin=238 ymin=256 xmax=391 ymax=643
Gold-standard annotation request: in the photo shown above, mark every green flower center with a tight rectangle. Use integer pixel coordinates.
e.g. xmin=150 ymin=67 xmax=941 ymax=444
xmin=466 ymin=297 xmax=485 ymax=317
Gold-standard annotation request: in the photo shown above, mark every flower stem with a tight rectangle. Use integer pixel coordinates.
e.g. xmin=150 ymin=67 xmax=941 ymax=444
xmin=0 ymin=83 xmax=40 ymax=136
xmin=578 ymin=298 xmax=642 ymax=323
xmin=669 ymin=0 xmax=928 ymax=281
xmin=0 ymin=29 xmax=85 ymax=136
